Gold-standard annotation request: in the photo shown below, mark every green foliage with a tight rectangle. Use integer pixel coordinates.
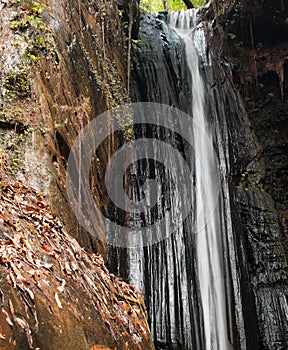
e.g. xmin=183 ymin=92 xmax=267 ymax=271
xmin=4 ymin=67 xmax=31 ymax=98
xmin=256 ymin=183 xmax=265 ymax=192
xmin=140 ymin=0 xmax=206 ymax=13
xmin=9 ymin=1 xmax=58 ymax=65
xmin=228 ymin=32 xmax=237 ymax=40
xmin=27 ymin=0 xmax=46 ymax=14
xmin=191 ymin=0 xmax=206 ymax=8
xmin=10 ymin=1 xmax=47 ymax=30
xmin=8 ymin=0 xmax=46 ymax=13
xmin=131 ymin=39 xmax=143 ymax=50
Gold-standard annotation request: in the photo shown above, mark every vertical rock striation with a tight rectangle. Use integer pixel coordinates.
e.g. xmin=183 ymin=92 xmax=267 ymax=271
xmin=129 ymin=4 xmax=288 ymax=349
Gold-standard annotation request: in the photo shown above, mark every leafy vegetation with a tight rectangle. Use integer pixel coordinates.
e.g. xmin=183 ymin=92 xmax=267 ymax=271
xmin=4 ymin=67 xmax=31 ymax=98
xmin=9 ymin=0 xmax=47 ymax=30
xmin=140 ymin=0 xmax=206 ymax=13
xmin=9 ymin=1 xmax=58 ymax=64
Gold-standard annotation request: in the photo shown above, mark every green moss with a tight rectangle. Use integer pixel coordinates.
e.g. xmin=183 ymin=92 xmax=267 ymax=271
xmin=131 ymin=39 xmax=143 ymax=50
xmin=80 ymin=42 xmax=132 ymax=140
xmin=10 ymin=1 xmax=47 ymax=31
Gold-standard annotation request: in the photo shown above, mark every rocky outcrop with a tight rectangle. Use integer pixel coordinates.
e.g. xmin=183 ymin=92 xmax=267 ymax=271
xmin=233 ymin=189 xmax=288 ymax=349
xmin=0 ymin=0 xmax=140 ymax=256
xmin=1 ymin=0 xmax=287 ymax=349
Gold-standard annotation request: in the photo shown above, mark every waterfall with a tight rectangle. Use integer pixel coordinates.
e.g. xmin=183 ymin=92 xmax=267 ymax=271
xmin=169 ymin=10 xmax=229 ymax=349
xmin=119 ymin=8 xmax=247 ymax=349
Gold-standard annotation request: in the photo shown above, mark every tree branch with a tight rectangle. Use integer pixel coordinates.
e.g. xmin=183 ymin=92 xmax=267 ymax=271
xmin=183 ymin=0 xmax=194 ymax=9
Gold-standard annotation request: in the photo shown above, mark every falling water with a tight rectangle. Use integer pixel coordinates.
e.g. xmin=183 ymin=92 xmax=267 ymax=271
xmin=169 ymin=10 xmax=229 ymax=349
xmin=119 ymin=7 xmax=240 ymax=349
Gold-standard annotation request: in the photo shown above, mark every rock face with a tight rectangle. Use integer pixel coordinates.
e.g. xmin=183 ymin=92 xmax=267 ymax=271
xmin=127 ymin=4 xmax=288 ymax=350
xmin=212 ymin=1 xmax=288 ymax=349
xmin=128 ymin=10 xmax=244 ymax=349
xmin=217 ymin=0 xmax=288 ymax=212
xmin=0 ymin=0 xmax=139 ymax=256
xmin=232 ymin=189 xmax=288 ymax=349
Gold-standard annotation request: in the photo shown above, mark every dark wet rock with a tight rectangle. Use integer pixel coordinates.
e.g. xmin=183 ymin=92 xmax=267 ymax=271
xmin=231 ymin=188 xmax=288 ymax=350
xmin=131 ymin=13 xmax=190 ymax=109
xmin=127 ymin=6 xmax=288 ymax=349
xmin=209 ymin=2 xmax=288 ymax=347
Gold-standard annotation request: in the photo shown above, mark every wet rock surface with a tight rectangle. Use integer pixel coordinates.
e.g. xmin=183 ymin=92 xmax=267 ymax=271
xmin=129 ymin=11 xmax=241 ymax=350
xmin=131 ymin=12 xmax=191 ymax=108
xmin=128 ymin=5 xmax=288 ymax=349
xmin=212 ymin=1 xmax=288 ymax=348
xmin=232 ymin=189 xmax=288 ymax=349
xmin=0 ymin=1 xmax=155 ymax=349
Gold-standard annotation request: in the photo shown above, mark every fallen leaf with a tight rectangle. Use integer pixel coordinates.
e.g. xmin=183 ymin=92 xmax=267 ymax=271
xmin=41 ymin=244 xmax=56 ymax=257
xmin=14 ymin=317 xmax=28 ymax=329
xmin=7 ymin=272 xmax=16 ymax=287
xmin=0 ymin=250 xmax=9 ymax=264
xmin=16 ymin=274 xmax=30 ymax=285
xmin=20 ymin=238 xmax=33 ymax=251
xmin=42 ymin=263 xmax=53 ymax=270
xmin=37 ymin=200 xmax=48 ymax=208
xmin=64 ymin=261 xmax=72 ymax=275
xmin=57 ymin=279 xmax=66 ymax=293
xmin=84 ymin=274 xmax=94 ymax=287
xmin=2 ymin=308 xmax=13 ymax=326
xmin=9 ymin=261 xmax=20 ymax=276
xmin=55 ymin=292 xmax=62 ymax=309
xmin=6 ymin=220 xmax=16 ymax=230
xmin=0 ymin=212 xmax=9 ymax=222
xmin=119 ymin=301 xmax=132 ymax=314
xmin=24 ymin=287 xmax=34 ymax=301
xmin=26 ymin=328 xmax=33 ymax=349
xmin=41 ymin=243 xmax=52 ymax=253
xmin=8 ymin=299 xmax=14 ymax=316
xmin=27 ymin=269 xmax=39 ymax=282
xmin=70 ymin=261 xmax=79 ymax=272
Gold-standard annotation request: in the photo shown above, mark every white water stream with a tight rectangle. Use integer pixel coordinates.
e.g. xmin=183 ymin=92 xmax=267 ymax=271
xmin=170 ymin=9 xmax=230 ymax=349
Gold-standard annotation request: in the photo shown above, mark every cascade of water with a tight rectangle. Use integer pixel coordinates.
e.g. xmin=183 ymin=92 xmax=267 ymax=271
xmin=169 ymin=10 xmax=229 ymax=349
xmin=124 ymin=8 xmax=241 ymax=349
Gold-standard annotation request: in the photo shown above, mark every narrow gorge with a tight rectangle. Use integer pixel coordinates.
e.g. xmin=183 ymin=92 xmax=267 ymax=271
xmin=0 ymin=0 xmax=287 ymax=349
